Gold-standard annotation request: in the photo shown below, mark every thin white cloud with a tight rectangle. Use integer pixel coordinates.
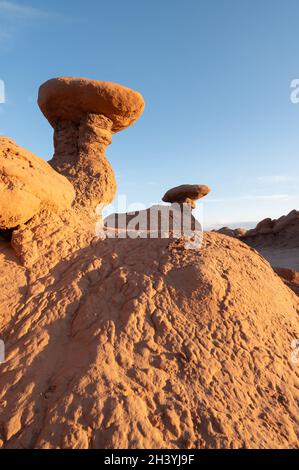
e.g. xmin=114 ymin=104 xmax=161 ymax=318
xmin=244 ymin=194 xmax=292 ymax=201
xmin=205 ymin=198 xmax=227 ymax=203
xmin=257 ymin=175 xmax=297 ymax=184
xmin=0 ymin=1 xmax=79 ymax=45
xmin=205 ymin=220 xmax=256 ymax=230
xmin=0 ymin=1 xmax=48 ymax=18
xmin=205 ymin=194 xmax=294 ymax=203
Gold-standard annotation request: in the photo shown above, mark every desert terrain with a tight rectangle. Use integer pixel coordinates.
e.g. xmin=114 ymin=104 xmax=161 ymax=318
xmin=0 ymin=78 xmax=298 ymax=449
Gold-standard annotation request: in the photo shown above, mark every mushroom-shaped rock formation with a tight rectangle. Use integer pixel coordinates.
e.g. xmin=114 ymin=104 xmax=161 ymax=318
xmin=0 ymin=136 xmax=75 ymax=230
xmin=38 ymin=77 xmax=145 ymax=214
xmin=162 ymin=184 xmax=210 ymax=209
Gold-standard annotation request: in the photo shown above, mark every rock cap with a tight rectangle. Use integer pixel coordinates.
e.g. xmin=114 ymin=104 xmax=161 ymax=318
xmin=38 ymin=77 xmax=145 ymax=133
xmin=162 ymin=184 xmax=211 ymax=208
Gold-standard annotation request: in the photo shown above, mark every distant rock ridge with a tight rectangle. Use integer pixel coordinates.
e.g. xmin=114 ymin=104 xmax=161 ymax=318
xmin=244 ymin=209 xmax=299 ymax=243
xmin=0 ymin=136 xmax=75 ymax=230
xmin=215 ymin=209 xmax=299 ymax=248
xmin=0 ymin=78 xmax=145 ymax=263
xmin=215 ymin=210 xmax=299 ymax=296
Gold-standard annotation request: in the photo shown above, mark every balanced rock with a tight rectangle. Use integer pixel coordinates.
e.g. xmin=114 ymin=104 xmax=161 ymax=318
xmin=162 ymin=184 xmax=210 ymax=209
xmin=0 ymin=136 xmax=75 ymax=229
xmin=38 ymin=77 xmax=145 ymax=213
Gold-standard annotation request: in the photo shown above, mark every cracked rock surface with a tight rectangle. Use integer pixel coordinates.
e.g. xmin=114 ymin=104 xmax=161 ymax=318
xmin=0 ymin=230 xmax=298 ymax=449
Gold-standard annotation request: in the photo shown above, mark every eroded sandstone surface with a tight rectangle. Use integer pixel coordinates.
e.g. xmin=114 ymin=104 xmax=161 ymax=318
xmin=0 ymin=79 xmax=298 ymax=449
xmin=0 ymin=137 xmax=75 ymax=229
xmin=0 ymin=230 xmax=298 ymax=449
xmin=38 ymin=77 xmax=145 ymax=215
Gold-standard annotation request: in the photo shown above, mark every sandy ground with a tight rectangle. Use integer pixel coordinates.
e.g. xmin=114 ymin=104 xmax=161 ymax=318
xmin=258 ymin=248 xmax=299 ymax=271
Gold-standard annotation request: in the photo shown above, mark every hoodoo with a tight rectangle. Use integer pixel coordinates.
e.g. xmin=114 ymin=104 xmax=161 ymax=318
xmin=38 ymin=77 xmax=145 ymax=215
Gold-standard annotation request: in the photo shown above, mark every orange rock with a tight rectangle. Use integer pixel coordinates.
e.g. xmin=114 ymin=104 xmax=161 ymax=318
xmin=274 ymin=267 xmax=299 ymax=296
xmin=162 ymin=184 xmax=211 ymax=209
xmin=0 ymin=232 xmax=298 ymax=448
xmin=38 ymin=77 xmax=145 ymax=215
xmin=0 ymin=136 xmax=75 ymax=229
xmin=38 ymin=77 xmax=145 ymax=132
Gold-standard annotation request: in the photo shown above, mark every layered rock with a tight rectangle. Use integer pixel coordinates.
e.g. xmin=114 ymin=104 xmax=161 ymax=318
xmin=0 ymin=136 xmax=75 ymax=230
xmin=38 ymin=77 xmax=145 ymax=215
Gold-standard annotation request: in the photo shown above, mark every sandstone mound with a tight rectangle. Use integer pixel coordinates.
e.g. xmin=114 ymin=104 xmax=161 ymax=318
xmin=0 ymin=232 xmax=298 ymax=449
xmin=0 ymin=137 xmax=75 ymax=229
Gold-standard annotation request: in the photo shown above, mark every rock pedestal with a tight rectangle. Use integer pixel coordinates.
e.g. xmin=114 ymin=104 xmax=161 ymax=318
xmin=38 ymin=77 xmax=145 ymax=216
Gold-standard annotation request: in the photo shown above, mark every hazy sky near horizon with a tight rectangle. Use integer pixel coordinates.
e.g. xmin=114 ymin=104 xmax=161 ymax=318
xmin=1 ymin=0 xmax=299 ymax=229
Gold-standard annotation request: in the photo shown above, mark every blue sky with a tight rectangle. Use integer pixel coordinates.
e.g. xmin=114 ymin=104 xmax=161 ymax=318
xmin=0 ymin=0 xmax=299 ymax=229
